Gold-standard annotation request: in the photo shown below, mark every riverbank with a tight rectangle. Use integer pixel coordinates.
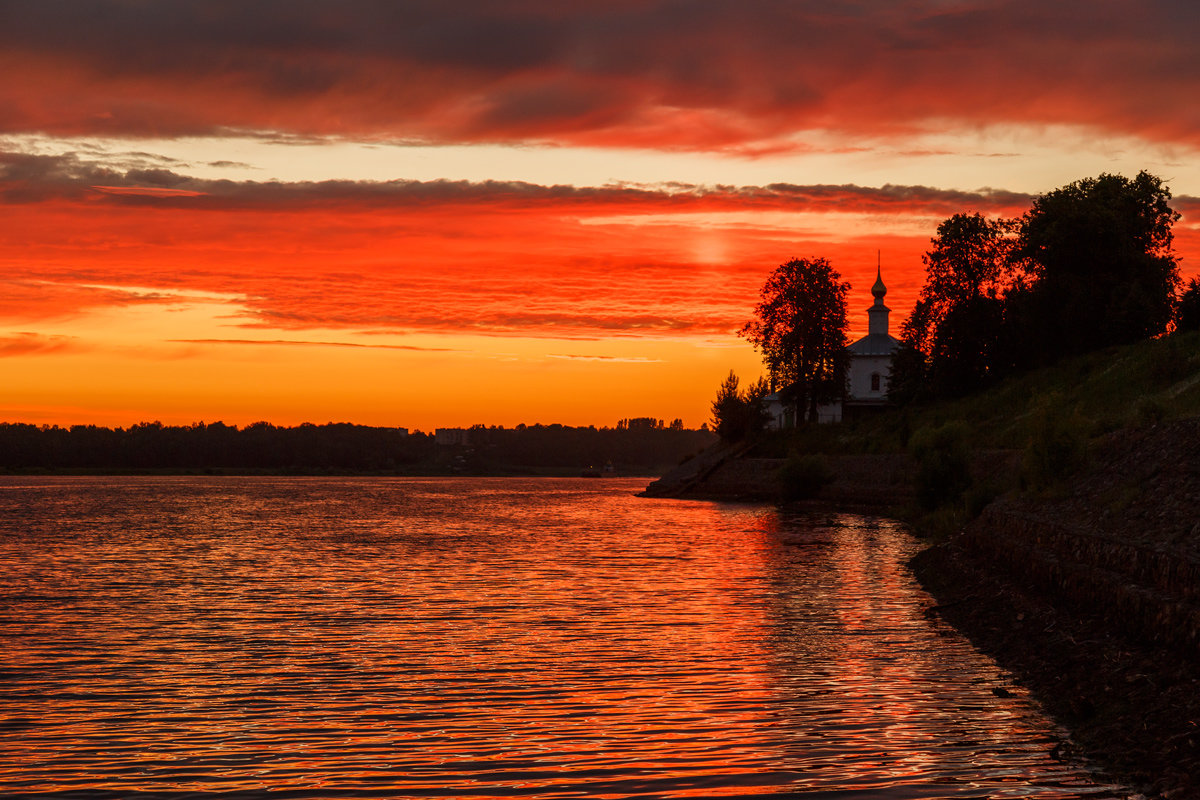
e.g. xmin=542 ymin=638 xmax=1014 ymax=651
xmin=0 ymin=465 xmax=667 ymax=478
xmin=640 ymin=442 xmax=916 ymax=508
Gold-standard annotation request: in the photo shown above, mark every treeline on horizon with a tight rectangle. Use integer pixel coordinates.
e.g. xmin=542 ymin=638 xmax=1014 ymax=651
xmin=0 ymin=417 xmax=714 ymax=473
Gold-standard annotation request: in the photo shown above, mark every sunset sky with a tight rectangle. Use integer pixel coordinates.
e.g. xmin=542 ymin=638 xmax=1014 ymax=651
xmin=3 ymin=0 xmax=1200 ymax=430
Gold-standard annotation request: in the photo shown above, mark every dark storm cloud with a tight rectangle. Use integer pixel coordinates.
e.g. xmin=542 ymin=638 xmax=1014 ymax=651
xmin=1 ymin=0 xmax=1197 ymax=147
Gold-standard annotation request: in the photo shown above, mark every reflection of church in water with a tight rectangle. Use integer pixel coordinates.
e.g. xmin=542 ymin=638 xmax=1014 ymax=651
xmin=765 ymin=263 xmax=901 ymax=427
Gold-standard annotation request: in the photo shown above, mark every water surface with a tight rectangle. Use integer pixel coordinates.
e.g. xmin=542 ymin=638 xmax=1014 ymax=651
xmin=0 ymin=477 xmax=1126 ymax=798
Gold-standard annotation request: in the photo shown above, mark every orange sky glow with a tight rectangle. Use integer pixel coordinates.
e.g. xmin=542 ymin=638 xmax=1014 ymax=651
xmin=3 ymin=1 xmax=1200 ymax=429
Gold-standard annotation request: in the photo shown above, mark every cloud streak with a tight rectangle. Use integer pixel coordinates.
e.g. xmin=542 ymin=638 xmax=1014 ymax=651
xmin=0 ymin=332 xmax=83 ymax=357
xmin=169 ymin=338 xmax=461 ymax=352
xmin=548 ymin=354 xmax=663 ymax=363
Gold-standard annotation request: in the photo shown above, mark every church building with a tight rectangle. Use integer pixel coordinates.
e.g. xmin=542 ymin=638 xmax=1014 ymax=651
xmin=842 ymin=264 xmax=901 ymax=419
xmin=764 ymin=263 xmax=900 ymax=426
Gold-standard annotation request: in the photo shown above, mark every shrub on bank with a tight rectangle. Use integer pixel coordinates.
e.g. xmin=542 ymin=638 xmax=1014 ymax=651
xmin=1135 ymin=396 xmax=1167 ymax=426
xmin=1021 ymin=401 xmax=1087 ymax=492
xmin=778 ymin=453 xmax=834 ymax=501
xmin=909 ymin=421 xmax=972 ymax=511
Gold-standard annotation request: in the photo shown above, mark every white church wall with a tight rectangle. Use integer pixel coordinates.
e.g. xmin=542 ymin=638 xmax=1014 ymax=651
xmin=848 ymin=355 xmax=891 ymax=401
xmin=816 ymin=402 xmax=842 ymax=423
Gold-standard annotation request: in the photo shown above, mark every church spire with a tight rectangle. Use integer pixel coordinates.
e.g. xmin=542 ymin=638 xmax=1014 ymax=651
xmin=867 ymin=252 xmax=890 ymax=336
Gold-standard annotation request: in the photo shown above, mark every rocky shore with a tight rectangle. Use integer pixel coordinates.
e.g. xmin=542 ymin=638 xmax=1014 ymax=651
xmin=649 ymin=420 xmax=1200 ymax=797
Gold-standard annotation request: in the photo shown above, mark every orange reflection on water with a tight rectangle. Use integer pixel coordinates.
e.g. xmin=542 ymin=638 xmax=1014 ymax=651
xmin=0 ymin=477 xmax=1123 ymax=798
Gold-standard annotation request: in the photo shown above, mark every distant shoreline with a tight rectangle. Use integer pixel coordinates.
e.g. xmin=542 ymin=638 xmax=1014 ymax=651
xmin=0 ymin=420 xmax=714 ymax=478
xmin=0 ymin=467 xmax=665 ymax=479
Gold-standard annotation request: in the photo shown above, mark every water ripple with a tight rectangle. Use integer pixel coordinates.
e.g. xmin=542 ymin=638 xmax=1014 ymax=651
xmin=0 ymin=477 xmax=1128 ymax=798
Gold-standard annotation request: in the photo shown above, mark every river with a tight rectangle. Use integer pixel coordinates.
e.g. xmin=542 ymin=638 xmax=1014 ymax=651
xmin=0 ymin=476 xmax=1128 ymax=798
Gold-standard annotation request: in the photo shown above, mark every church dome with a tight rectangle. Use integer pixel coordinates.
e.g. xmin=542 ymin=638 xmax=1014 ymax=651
xmin=871 ymin=266 xmax=886 ymax=300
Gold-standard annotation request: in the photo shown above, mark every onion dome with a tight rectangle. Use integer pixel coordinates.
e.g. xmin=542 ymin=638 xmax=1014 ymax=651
xmin=871 ymin=265 xmax=886 ymax=300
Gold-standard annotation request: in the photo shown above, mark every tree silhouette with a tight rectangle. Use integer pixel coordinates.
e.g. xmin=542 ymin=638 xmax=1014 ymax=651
xmin=740 ymin=257 xmax=849 ymax=422
xmin=898 ymin=213 xmax=1016 ymax=397
xmin=891 ymin=172 xmax=1182 ymax=406
xmin=709 ymin=370 xmax=769 ymax=442
xmin=1015 ymin=171 xmax=1179 ymax=363
xmin=1177 ymin=278 xmax=1200 ymax=333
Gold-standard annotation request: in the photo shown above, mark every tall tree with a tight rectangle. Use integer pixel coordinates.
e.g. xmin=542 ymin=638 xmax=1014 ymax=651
xmin=898 ymin=213 xmax=1017 ymax=397
xmin=740 ymin=257 xmax=849 ymax=422
xmin=1015 ymin=171 xmax=1180 ymax=362
xmin=709 ymin=370 xmax=770 ymax=442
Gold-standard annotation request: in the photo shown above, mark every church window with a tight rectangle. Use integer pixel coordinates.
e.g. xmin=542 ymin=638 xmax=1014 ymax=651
xmin=870 ymin=373 xmax=881 ymax=392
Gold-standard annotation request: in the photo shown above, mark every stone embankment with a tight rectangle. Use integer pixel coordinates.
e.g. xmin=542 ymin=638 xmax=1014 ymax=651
xmin=641 ymin=442 xmax=915 ymax=509
xmin=914 ymin=417 xmax=1200 ymax=798
xmin=926 ymin=417 xmax=1200 ymax=654
xmin=960 ymin=504 xmax=1200 ymax=652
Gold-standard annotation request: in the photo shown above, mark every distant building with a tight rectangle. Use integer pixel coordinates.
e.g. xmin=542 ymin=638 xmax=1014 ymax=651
xmin=764 ymin=262 xmax=900 ymax=427
xmin=435 ymin=427 xmax=470 ymax=446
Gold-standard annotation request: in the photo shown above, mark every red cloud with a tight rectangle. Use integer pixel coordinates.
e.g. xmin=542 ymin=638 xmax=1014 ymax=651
xmin=1 ymin=2 xmax=1198 ymax=149
xmin=0 ymin=189 xmax=922 ymax=340
xmin=3 ymin=160 xmax=1195 ymax=343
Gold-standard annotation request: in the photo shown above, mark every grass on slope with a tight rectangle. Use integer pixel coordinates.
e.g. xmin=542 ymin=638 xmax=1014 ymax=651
xmin=775 ymin=329 xmax=1200 ymax=457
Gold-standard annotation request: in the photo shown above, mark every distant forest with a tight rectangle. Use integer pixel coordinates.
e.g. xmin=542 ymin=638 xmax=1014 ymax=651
xmin=0 ymin=418 xmax=714 ymax=474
